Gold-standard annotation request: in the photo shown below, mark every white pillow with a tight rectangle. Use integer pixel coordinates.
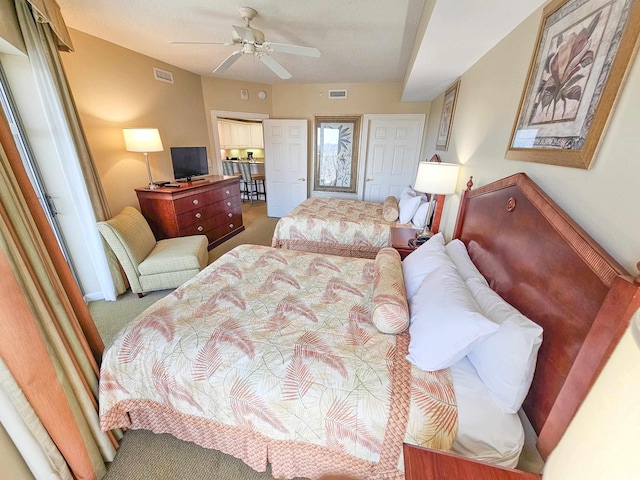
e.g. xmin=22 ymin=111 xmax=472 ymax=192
xmin=445 ymin=239 xmax=489 ymax=286
xmin=466 ymin=277 xmax=543 ymax=413
xmin=407 ymin=264 xmax=499 ymax=371
xmin=411 ymin=199 xmax=431 ymax=229
xmin=401 ymin=233 xmax=450 ymax=301
xmin=398 ymin=191 xmax=422 ymax=224
xmin=399 ymin=185 xmax=415 ymax=198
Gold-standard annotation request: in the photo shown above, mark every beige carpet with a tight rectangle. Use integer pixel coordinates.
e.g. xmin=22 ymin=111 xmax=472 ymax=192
xmin=103 ymin=429 xmax=303 ymax=480
xmin=90 ymin=201 xmax=293 ymax=479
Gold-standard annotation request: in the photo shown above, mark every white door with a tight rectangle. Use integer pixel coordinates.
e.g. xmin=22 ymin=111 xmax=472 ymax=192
xmin=263 ymin=119 xmax=308 ymax=217
xmin=361 ymin=115 xmax=425 ymax=202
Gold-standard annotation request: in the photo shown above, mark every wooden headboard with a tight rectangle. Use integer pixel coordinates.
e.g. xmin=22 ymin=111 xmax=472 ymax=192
xmin=452 ymin=173 xmax=640 ymax=459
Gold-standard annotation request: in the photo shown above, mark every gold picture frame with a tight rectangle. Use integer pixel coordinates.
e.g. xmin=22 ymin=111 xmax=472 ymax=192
xmin=314 ymin=116 xmax=361 ymax=193
xmin=435 ymin=79 xmax=461 ymax=151
xmin=506 ymin=0 xmax=640 ymax=169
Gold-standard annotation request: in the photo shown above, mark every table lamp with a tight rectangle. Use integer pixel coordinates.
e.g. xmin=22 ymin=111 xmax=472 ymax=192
xmin=123 ymin=128 xmax=164 ymax=190
xmin=412 ymin=160 xmax=460 ymax=244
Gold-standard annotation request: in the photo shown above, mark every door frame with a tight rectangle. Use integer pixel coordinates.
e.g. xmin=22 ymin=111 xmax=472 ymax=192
xmin=357 ymin=113 xmax=427 ymax=200
xmin=210 ymin=110 xmax=270 ymax=174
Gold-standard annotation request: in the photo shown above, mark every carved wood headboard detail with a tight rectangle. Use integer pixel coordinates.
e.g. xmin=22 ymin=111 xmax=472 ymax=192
xmin=453 ymin=172 xmax=640 ymax=459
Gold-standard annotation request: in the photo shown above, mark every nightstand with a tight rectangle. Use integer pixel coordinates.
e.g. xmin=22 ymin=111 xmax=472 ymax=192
xmin=391 ymin=227 xmax=421 ymax=259
xmin=403 ymin=444 xmax=542 ymax=480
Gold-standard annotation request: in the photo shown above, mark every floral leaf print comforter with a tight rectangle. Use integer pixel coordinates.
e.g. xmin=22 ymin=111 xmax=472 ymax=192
xmin=99 ymin=245 xmax=457 ymax=479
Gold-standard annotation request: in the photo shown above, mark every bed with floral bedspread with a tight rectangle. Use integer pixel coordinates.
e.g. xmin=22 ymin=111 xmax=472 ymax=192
xmin=99 ymin=244 xmax=456 ymax=479
xmin=271 ymin=198 xmax=401 ymax=259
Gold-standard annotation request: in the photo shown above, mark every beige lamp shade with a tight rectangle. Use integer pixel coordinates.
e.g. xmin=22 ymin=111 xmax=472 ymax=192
xmin=123 ymin=128 xmax=164 ymax=153
xmin=413 ymin=161 xmax=460 ymax=195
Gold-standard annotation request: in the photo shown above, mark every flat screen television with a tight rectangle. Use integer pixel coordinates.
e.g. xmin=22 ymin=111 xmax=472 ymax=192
xmin=170 ymin=146 xmax=209 ymax=181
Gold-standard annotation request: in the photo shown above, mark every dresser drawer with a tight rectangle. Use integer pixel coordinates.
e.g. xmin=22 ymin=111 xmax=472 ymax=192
xmin=174 ymin=185 xmax=240 ymax=214
xmin=177 ymin=196 xmax=241 ymax=230
xmin=176 ymin=208 xmax=209 ymax=230
xmin=219 ymin=194 xmax=241 ymax=211
xmin=215 ymin=205 xmax=243 ymax=227
xmin=215 ymin=219 xmax=242 ymax=238
xmin=178 ymin=217 xmax=218 ymax=237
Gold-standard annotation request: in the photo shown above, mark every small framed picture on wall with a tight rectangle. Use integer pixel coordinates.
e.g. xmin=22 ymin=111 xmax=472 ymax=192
xmin=436 ymin=79 xmax=461 ymax=151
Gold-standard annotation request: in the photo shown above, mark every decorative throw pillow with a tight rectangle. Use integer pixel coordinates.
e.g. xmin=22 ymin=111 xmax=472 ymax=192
xmin=465 ymin=277 xmax=543 ymax=413
xmin=398 ymin=190 xmax=422 ymax=224
xmin=382 ymin=196 xmax=400 ymax=222
xmin=371 ymin=248 xmax=409 ymax=334
xmin=401 ymin=233 xmax=451 ymax=301
xmin=445 ymin=239 xmax=489 ymax=286
xmin=407 ymin=263 xmax=499 ymax=371
xmin=411 ymin=198 xmax=431 ymax=229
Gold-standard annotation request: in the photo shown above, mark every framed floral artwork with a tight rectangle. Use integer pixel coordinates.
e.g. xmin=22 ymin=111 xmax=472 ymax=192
xmin=506 ymin=0 xmax=640 ymax=169
xmin=314 ymin=116 xmax=361 ymax=193
xmin=436 ymin=79 xmax=461 ymax=151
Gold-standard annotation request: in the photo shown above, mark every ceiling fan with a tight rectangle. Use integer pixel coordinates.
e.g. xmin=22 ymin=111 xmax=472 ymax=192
xmin=171 ymin=6 xmax=320 ymax=80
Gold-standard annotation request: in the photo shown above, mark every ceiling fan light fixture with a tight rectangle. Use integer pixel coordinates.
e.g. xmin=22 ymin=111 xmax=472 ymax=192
xmin=175 ymin=6 xmax=319 ymax=80
xmin=242 ymin=43 xmax=256 ymax=54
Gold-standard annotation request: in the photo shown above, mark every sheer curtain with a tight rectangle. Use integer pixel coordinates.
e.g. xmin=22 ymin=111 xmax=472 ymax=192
xmin=16 ymin=0 xmax=126 ymax=299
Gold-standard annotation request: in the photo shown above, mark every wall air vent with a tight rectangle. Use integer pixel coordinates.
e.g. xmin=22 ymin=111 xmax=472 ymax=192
xmin=328 ymin=89 xmax=347 ymax=99
xmin=153 ymin=67 xmax=174 ymax=84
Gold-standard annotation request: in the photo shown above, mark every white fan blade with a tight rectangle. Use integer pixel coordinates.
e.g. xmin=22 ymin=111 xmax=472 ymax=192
xmin=170 ymin=41 xmax=231 ymax=45
xmin=258 ymin=53 xmax=292 ymax=79
xmin=263 ymin=42 xmax=320 ymax=57
xmin=213 ymin=50 xmax=242 ymax=75
xmin=233 ymin=25 xmax=255 ymax=43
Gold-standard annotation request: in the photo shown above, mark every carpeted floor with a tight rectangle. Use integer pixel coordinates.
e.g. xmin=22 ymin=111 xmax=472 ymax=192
xmin=103 ymin=430 xmax=300 ymax=480
xmin=90 ymin=200 xmax=292 ymax=479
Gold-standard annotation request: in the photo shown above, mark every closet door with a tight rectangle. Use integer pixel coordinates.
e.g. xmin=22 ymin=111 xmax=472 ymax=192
xmin=361 ymin=114 xmax=425 ymax=202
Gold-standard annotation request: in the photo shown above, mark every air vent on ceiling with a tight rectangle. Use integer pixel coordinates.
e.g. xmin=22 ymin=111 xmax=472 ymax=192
xmin=153 ymin=67 xmax=174 ymax=84
xmin=328 ymin=89 xmax=347 ymax=99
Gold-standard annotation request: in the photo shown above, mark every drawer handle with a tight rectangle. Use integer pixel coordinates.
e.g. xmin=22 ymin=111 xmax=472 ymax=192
xmin=229 ymin=224 xmax=234 ymax=229
xmin=192 ymin=199 xmax=199 ymax=205
xmin=225 ymin=190 xmax=230 ymax=195
xmin=197 ymin=226 xmax=203 ymax=232
xmin=226 ymin=201 xmax=231 ymax=207
xmin=228 ymin=212 xmax=233 ymax=217
xmin=195 ymin=212 xmax=202 ymax=219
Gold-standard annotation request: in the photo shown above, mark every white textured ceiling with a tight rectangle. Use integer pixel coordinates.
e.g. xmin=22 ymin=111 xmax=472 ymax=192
xmin=56 ymin=0 xmax=547 ymax=101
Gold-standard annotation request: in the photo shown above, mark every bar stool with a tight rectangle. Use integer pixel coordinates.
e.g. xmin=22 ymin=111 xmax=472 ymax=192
xmin=238 ymin=161 xmax=266 ymax=204
xmin=223 ymin=160 xmax=243 ymax=193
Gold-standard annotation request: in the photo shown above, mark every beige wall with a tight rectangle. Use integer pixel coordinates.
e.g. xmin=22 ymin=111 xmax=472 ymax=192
xmin=273 ymin=82 xmax=431 ymax=167
xmin=0 ymin=0 xmax=25 ymax=54
xmin=200 ymin=76 xmax=272 ymax=174
xmin=271 ymin=82 xmax=430 ymax=118
xmin=61 ymin=29 xmax=211 ymax=214
xmin=423 ymin=7 xmax=640 ymax=479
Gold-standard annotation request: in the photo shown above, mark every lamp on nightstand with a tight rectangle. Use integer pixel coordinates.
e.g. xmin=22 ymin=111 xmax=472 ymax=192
xmin=413 ymin=160 xmax=460 ymax=244
xmin=123 ymin=128 xmax=164 ymax=190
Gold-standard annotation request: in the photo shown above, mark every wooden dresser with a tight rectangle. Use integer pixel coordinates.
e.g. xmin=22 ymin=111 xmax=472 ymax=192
xmin=135 ymin=176 xmax=244 ymax=250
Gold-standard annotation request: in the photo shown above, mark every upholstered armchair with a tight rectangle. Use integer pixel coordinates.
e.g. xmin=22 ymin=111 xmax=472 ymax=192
xmin=97 ymin=206 xmax=208 ymax=297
